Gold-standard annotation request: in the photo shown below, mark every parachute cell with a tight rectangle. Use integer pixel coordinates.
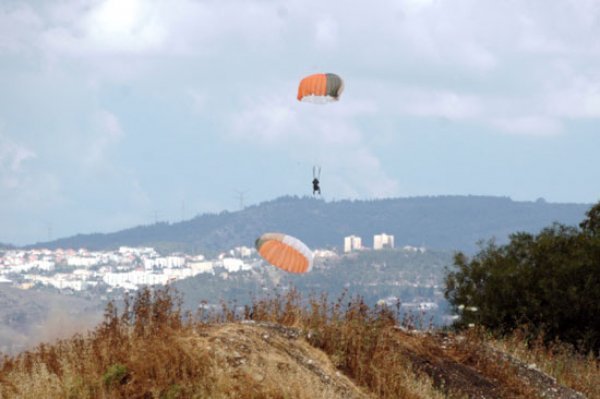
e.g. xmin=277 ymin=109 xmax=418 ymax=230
xmin=255 ymin=233 xmax=314 ymax=273
xmin=297 ymin=73 xmax=344 ymax=103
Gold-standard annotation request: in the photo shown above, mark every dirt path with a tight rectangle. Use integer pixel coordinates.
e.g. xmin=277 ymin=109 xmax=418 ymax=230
xmin=392 ymin=328 xmax=587 ymax=399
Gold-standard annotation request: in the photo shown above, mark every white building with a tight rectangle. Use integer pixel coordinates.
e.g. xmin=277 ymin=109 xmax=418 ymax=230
xmin=314 ymin=249 xmax=337 ymax=258
xmin=343 ymin=235 xmax=362 ymax=253
xmin=66 ymin=255 xmax=100 ymax=268
xmin=7 ymin=263 xmax=38 ymax=273
xmin=33 ymin=259 xmax=56 ymax=271
xmin=188 ymin=261 xmax=215 ymax=274
xmin=103 ymin=271 xmax=170 ymax=288
xmin=220 ymin=258 xmax=252 ymax=272
xmin=373 ymin=233 xmax=395 ymax=250
xmin=27 ymin=274 xmax=88 ymax=291
xmin=231 ymin=246 xmax=253 ymax=258
xmin=144 ymin=256 xmax=186 ymax=269
xmin=51 ymin=278 xmax=88 ymax=291
xmin=402 ymin=245 xmax=426 ymax=253
xmin=119 ymin=246 xmax=156 ymax=256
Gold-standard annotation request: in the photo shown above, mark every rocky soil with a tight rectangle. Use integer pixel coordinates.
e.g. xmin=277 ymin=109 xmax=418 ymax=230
xmin=198 ymin=322 xmax=588 ymax=399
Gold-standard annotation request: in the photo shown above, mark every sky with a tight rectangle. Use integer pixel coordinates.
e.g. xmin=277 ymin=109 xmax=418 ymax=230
xmin=1 ymin=0 xmax=600 ymax=245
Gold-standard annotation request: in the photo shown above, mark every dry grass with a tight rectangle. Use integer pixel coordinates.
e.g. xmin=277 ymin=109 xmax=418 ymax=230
xmin=486 ymin=327 xmax=600 ymax=398
xmin=237 ymin=290 xmax=464 ymax=399
xmin=0 ymin=287 xmax=215 ymax=399
xmin=0 ymin=287 xmax=447 ymax=399
xmin=0 ymin=287 xmax=596 ymax=399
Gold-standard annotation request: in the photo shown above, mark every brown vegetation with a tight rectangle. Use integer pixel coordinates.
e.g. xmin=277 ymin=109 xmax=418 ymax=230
xmin=0 ymin=287 xmax=595 ymax=398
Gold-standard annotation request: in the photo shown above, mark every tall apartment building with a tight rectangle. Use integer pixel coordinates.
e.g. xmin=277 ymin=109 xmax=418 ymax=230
xmin=373 ymin=233 xmax=394 ymax=250
xmin=343 ymin=235 xmax=362 ymax=253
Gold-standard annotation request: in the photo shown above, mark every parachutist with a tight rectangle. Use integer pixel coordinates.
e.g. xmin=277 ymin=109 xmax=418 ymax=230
xmin=312 ymin=178 xmax=321 ymax=195
xmin=312 ymin=166 xmax=321 ymax=196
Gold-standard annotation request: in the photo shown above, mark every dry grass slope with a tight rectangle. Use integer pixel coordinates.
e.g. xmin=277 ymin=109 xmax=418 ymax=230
xmin=0 ymin=287 xmax=596 ymax=399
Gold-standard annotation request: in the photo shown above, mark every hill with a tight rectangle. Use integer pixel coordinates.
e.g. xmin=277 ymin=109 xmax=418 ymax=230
xmin=0 ymin=287 xmax=593 ymax=398
xmin=28 ymin=195 xmax=589 ymax=254
xmin=0 ymin=284 xmax=103 ymax=354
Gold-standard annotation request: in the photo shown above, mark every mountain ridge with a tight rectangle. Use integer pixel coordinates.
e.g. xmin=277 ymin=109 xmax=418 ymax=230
xmin=26 ymin=195 xmax=590 ymax=254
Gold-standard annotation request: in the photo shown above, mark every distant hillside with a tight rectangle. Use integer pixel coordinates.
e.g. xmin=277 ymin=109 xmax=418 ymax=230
xmin=0 ymin=284 xmax=103 ymax=354
xmin=29 ymin=195 xmax=590 ymax=254
xmin=0 ymin=243 xmax=14 ymax=250
xmin=172 ymin=248 xmax=454 ymax=322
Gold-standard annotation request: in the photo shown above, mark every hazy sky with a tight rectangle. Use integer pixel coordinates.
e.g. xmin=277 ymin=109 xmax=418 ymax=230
xmin=1 ymin=0 xmax=600 ymax=245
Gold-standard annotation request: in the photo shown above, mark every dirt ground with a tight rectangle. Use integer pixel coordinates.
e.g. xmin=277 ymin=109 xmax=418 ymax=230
xmin=194 ymin=322 xmax=587 ymax=399
xmin=193 ymin=321 xmax=371 ymax=399
xmin=390 ymin=327 xmax=586 ymax=399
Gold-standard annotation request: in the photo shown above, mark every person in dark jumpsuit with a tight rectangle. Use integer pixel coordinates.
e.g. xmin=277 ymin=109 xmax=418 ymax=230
xmin=313 ymin=177 xmax=321 ymax=195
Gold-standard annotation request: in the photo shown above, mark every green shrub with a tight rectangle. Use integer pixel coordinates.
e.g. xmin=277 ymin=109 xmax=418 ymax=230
xmin=160 ymin=384 xmax=182 ymax=399
xmin=102 ymin=363 xmax=129 ymax=388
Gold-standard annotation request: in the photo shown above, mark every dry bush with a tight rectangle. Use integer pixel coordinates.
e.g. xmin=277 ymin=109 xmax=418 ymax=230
xmin=243 ymin=289 xmax=450 ymax=399
xmin=0 ymin=286 xmax=214 ymax=399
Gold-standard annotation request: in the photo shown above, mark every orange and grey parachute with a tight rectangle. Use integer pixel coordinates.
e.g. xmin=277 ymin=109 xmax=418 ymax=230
xmin=255 ymin=233 xmax=314 ymax=273
xmin=297 ymin=73 xmax=344 ymax=103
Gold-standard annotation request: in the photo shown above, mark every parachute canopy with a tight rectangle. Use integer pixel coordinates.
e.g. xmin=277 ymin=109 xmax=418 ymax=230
xmin=255 ymin=233 xmax=314 ymax=274
xmin=297 ymin=73 xmax=344 ymax=103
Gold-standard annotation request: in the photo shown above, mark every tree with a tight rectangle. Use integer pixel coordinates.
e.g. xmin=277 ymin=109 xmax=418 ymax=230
xmin=580 ymin=201 xmax=600 ymax=236
xmin=445 ymin=203 xmax=600 ymax=353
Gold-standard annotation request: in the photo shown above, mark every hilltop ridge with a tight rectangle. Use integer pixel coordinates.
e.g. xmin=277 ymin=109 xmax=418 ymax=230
xmin=27 ymin=195 xmax=589 ymax=254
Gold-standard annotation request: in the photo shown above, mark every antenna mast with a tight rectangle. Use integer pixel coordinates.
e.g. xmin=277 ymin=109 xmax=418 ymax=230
xmin=234 ymin=190 xmax=249 ymax=210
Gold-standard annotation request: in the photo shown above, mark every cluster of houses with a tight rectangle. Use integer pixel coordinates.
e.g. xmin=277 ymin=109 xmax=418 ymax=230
xmin=0 ymin=246 xmax=255 ymax=292
xmin=0 ymin=234 xmax=426 ymax=293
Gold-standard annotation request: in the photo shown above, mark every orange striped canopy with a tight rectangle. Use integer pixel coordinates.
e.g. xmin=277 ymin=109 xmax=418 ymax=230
xmin=255 ymin=233 xmax=314 ymax=274
xmin=297 ymin=73 xmax=344 ymax=103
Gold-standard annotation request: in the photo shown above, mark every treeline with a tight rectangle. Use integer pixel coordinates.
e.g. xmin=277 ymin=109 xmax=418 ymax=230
xmin=445 ymin=202 xmax=600 ymax=353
